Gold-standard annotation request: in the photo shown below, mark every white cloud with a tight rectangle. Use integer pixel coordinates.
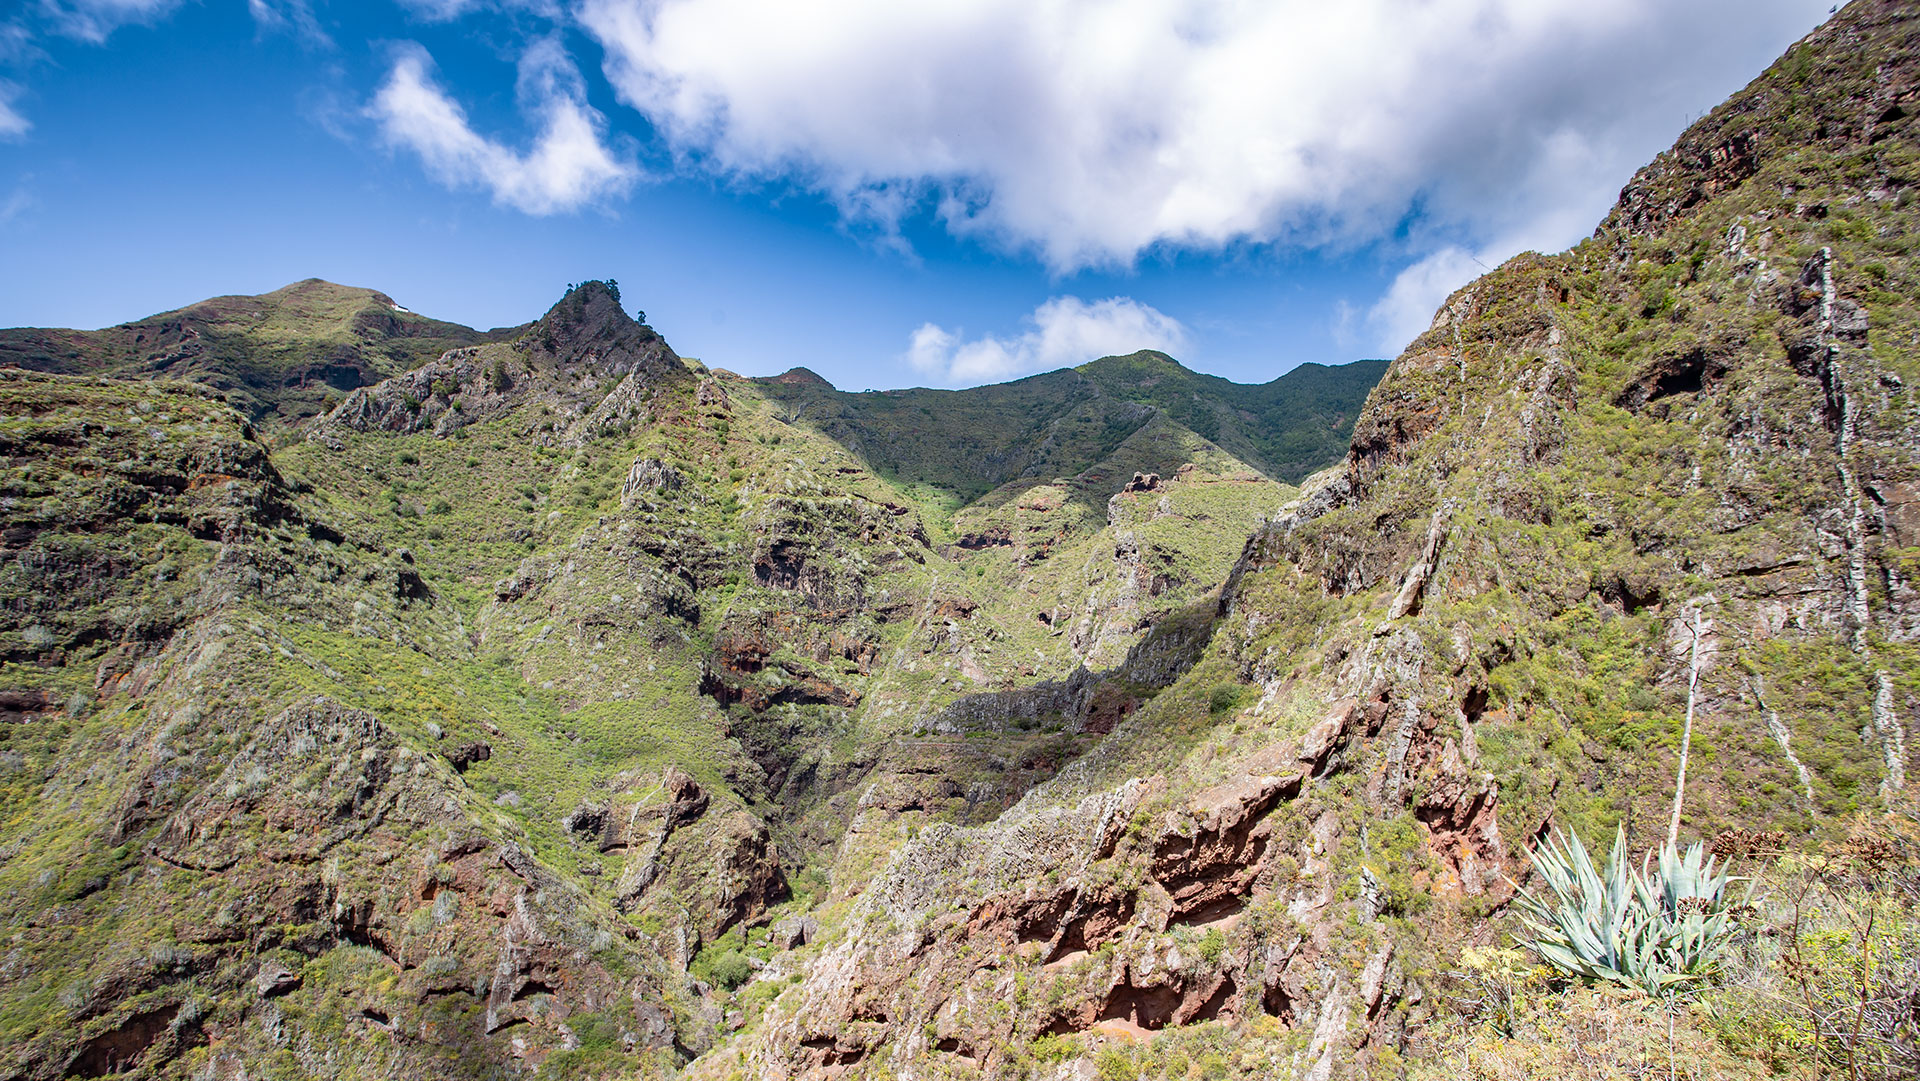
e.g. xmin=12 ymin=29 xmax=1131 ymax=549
xmin=394 ymin=0 xmax=562 ymax=22
xmin=0 ymin=81 xmax=28 ymax=140
xmin=247 ymin=0 xmax=331 ymax=47
xmin=368 ymin=39 xmax=638 ymax=215
xmin=1365 ymin=247 xmax=1488 ymax=356
xmin=1358 ymin=126 xmax=1658 ymax=355
xmin=579 ymin=0 xmax=1828 ymax=274
xmin=40 ymin=0 xmax=180 ymax=43
xmin=905 ymin=296 xmax=1188 ymax=386
xmin=0 ymin=184 xmax=31 ymax=227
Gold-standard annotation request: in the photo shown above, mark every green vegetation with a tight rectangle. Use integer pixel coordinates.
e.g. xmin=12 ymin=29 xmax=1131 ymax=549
xmin=1420 ymin=820 xmax=1919 ymax=1081
xmin=752 ymin=351 xmax=1381 ymax=503
xmin=0 ymin=278 xmax=511 ymax=424
xmin=693 ymin=947 xmax=753 ymax=992
xmin=1076 ymin=351 xmax=1388 ymax=481
xmin=1514 ymin=828 xmax=1740 ymax=995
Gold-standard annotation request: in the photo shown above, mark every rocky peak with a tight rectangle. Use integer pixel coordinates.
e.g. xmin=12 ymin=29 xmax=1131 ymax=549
xmin=310 ymin=279 xmax=688 ymax=441
xmin=529 ymin=280 xmax=655 ymax=367
xmin=1601 ymin=0 xmax=1915 ymax=241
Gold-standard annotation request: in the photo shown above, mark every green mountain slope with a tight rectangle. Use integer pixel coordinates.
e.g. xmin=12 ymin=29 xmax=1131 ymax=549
xmin=0 ymin=279 xmax=510 ymax=424
xmin=702 ymin=3 xmax=1920 ymax=1078
xmin=751 ymin=351 xmax=1382 ymax=502
xmin=1076 ymin=351 xmax=1388 ymax=482
xmin=0 ymin=274 xmax=1357 ymax=1076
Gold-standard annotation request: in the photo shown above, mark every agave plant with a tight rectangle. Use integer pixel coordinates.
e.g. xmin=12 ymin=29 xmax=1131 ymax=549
xmin=1513 ymin=826 xmax=1742 ymax=996
xmin=1634 ymin=838 xmax=1740 ymax=985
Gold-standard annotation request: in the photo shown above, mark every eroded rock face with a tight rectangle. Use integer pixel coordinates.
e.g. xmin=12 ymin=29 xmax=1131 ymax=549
xmin=1151 ymin=755 xmax=1303 ymax=925
xmin=311 ymin=282 xmax=685 ymax=444
xmin=66 ymin=1002 xmax=189 ymax=1078
xmin=621 ymin=457 xmax=685 ymax=506
xmin=119 ymin=697 xmax=697 ymax=1071
xmin=547 ymin=768 xmax=792 ymax=949
xmin=709 ymin=689 xmax=1461 ymax=1079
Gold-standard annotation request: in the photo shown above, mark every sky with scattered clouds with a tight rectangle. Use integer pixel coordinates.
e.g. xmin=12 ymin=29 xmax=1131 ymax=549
xmin=0 ymin=0 xmax=1833 ymax=389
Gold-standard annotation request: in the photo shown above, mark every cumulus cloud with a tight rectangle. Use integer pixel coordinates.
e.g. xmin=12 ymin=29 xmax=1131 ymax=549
xmin=368 ymin=38 xmax=638 ymax=215
xmin=905 ymin=296 xmax=1188 ymax=386
xmin=578 ymin=0 xmax=1827 ymax=274
xmin=0 ymin=81 xmax=28 ymax=140
xmin=40 ymin=0 xmax=181 ymax=43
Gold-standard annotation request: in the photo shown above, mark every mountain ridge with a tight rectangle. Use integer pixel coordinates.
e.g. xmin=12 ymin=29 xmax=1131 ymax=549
xmin=1 ymin=280 xmax=1378 ymax=457
xmin=0 ymin=278 xmax=521 ymax=425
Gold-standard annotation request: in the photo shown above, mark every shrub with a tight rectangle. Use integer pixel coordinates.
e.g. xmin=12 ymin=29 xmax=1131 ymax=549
xmin=1095 ymin=1047 xmax=1135 ymax=1081
xmin=1207 ymin=683 xmax=1243 ymax=715
xmin=1409 ymin=981 xmax=1763 ymax=1081
xmin=1701 ymin=817 xmax=1920 ymax=1079
xmin=697 ymin=948 xmax=753 ymax=991
xmin=1198 ymin=926 xmax=1227 ymax=965
xmin=1027 ymin=1034 xmax=1077 ymax=1063
xmin=710 ymin=950 xmax=753 ymax=990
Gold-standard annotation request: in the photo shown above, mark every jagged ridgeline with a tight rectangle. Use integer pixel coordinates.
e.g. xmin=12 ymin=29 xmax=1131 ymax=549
xmin=0 ymin=0 xmax=1917 ymax=1077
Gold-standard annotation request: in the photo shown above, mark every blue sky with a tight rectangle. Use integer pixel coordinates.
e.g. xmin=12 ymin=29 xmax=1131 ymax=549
xmin=0 ymin=1 xmax=1834 ymax=390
